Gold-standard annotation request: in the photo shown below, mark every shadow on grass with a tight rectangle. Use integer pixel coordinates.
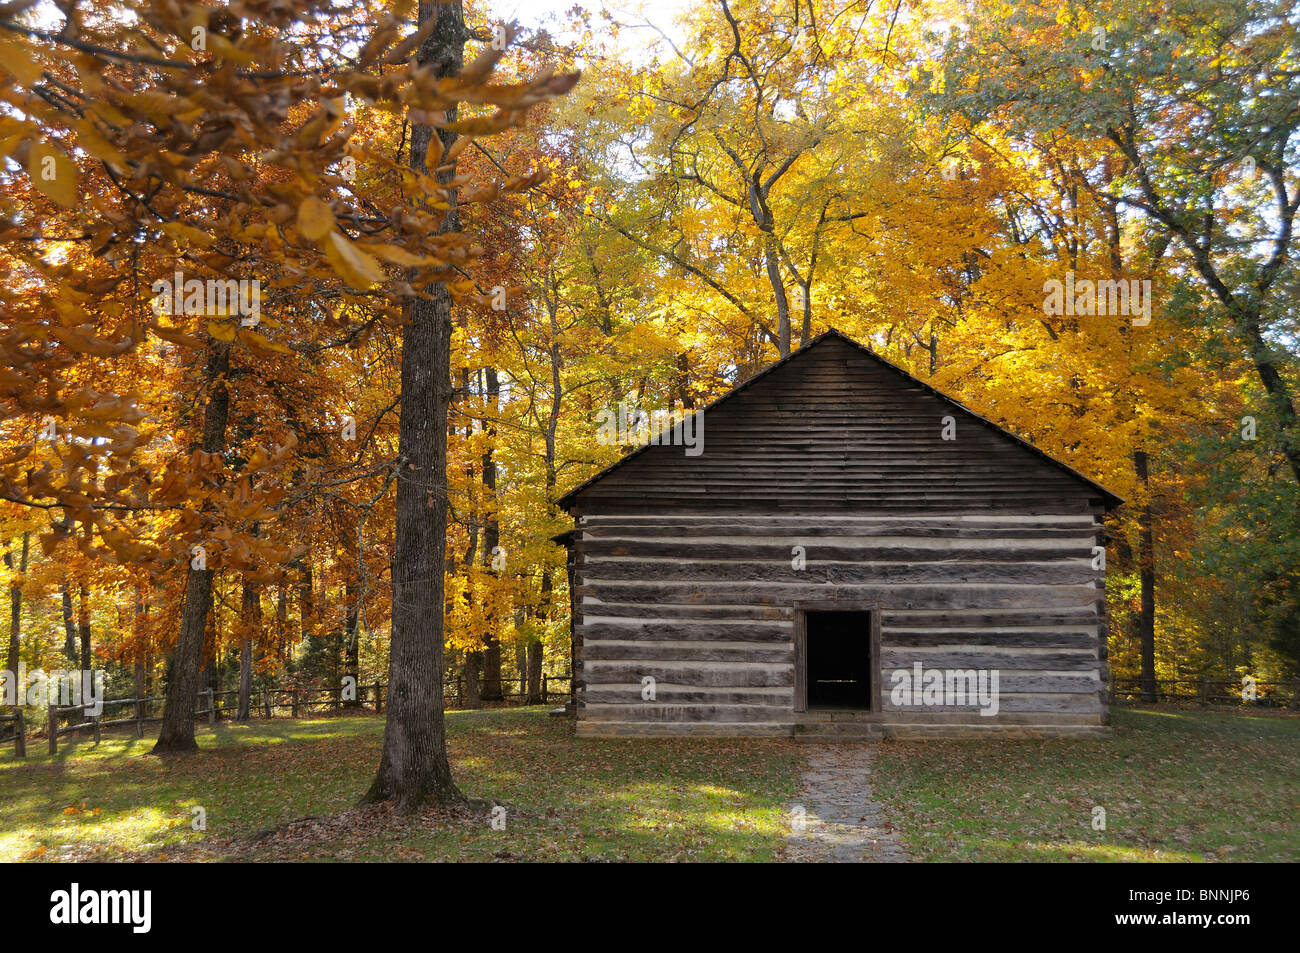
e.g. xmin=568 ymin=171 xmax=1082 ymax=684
xmin=1 ymin=708 xmax=801 ymax=862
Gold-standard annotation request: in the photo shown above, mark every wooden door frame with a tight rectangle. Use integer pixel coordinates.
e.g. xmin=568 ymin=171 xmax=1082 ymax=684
xmin=793 ymin=602 xmax=881 ymax=713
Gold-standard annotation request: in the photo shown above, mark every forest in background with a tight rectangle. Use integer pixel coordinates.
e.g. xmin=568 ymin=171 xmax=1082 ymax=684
xmin=1 ymin=0 xmax=1297 ymax=723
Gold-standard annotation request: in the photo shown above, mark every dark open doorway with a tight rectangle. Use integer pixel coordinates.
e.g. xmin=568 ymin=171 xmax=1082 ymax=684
xmin=805 ymin=610 xmax=873 ymax=709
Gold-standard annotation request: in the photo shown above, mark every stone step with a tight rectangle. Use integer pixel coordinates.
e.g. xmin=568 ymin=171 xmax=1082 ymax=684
xmin=794 ymin=722 xmax=884 ymax=741
xmin=801 ymin=709 xmax=877 ymax=723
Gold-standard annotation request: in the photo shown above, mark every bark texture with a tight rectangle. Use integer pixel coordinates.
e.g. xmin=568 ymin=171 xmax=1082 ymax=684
xmin=154 ymin=341 xmax=231 ymax=753
xmin=362 ymin=0 xmax=467 ymax=809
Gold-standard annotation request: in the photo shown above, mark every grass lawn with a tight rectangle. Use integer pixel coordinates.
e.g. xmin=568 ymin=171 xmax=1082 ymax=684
xmin=0 ymin=705 xmax=1294 ymax=862
xmin=873 ymin=707 xmax=1300 ymax=862
xmin=0 ymin=707 xmax=801 ymax=862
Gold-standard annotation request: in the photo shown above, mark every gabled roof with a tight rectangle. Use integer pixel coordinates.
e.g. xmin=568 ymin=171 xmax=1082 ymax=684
xmin=557 ymin=329 xmax=1123 ymax=512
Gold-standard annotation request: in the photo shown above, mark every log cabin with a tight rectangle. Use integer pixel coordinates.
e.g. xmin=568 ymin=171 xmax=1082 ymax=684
xmin=553 ymin=330 xmax=1121 ymax=739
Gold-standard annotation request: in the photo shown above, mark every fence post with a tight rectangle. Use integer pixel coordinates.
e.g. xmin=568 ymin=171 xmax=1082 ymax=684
xmin=205 ymin=688 xmax=215 ymax=725
xmin=48 ymin=701 xmax=57 ymax=755
xmin=375 ymin=684 xmax=383 ymax=714
xmin=92 ymin=710 xmax=101 ymax=746
xmin=263 ymin=688 xmax=271 ymax=719
xmin=14 ymin=708 xmax=25 ymax=758
xmin=542 ymin=674 xmax=548 ymax=704
xmin=136 ymin=699 xmax=144 ymax=738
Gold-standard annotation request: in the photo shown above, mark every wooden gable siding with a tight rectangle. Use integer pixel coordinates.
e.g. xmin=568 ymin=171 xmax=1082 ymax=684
xmin=572 ymin=511 xmax=1108 ymax=737
xmin=564 ymin=334 xmax=1112 ymax=513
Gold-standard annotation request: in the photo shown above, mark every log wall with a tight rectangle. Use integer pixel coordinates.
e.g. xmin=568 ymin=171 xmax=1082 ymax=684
xmin=571 ymin=510 xmax=1109 ymax=738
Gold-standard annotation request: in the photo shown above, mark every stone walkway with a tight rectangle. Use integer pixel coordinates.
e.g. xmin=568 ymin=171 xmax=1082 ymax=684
xmin=785 ymin=744 xmax=909 ymax=862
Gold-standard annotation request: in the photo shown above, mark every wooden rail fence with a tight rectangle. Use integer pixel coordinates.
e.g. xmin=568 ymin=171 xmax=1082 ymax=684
xmin=1109 ymin=676 xmax=1298 ymax=707
xmin=0 ymin=674 xmax=572 ymax=758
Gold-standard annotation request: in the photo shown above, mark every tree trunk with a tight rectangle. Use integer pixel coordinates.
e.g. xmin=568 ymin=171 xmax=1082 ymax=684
xmin=1238 ymin=312 xmax=1300 ymax=485
xmin=526 ymin=639 xmax=543 ymax=705
xmin=762 ymin=231 xmax=791 ymax=357
xmin=344 ymin=581 xmax=360 ymax=708
xmin=479 ymin=366 xmax=503 ymax=700
xmin=276 ymin=585 xmax=288 ymax=664
xmin=77 ymin=582 xmax=91 ymax=671
xmin=464 ymin=652 xmax=482 ymax=709
xmin=60 ymin=581 xmax=77 ymax=664
xmin=514 ymin=631 xmax=527 ymax=692
xmin=362 ymin=0 xmax=467 ymax=810
xmin=237 ymin=578 xmax=258 ymax=721
xmin=132 ymin=661 xmax=145 ymax=719
xmin=153 ymin=341 xmax=231 ymax=753
xmin=1135 ymin=450 xmax=1157 ymax=702
xmin=4 ymin=533 xmax=27 ymax=674
xmin=299 ymin=560 xmax=314 ymax=650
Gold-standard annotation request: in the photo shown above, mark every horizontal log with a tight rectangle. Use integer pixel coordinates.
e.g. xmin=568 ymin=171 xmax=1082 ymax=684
xmin=581 ymin=621 xmax=792 ymax=642
xmin=882 ymin=609 xmax=1099 ymax=626
xmin=881 ymin=629 xmax=1097 ymax=649
xmin=845 ymin=710 xmax=1106 ymax=726
xmin=879 ymin=650 xmax=1100 ymax=672
xmin=581 ymin=641 xmax=793 ymax=663
xmin=591 ymin=471 xmax=1086 ymax=489
xmin=574 ymin=500 xmax=1101 ymax=516
xmin=583 ymin=540 xmax=1093 ymax=560
xmin=583 ymin=685 xmax=793 ymax=705
xmin=577 ymin=493 xmax=1096 ymax=508
xmin=580 ymin=582 xmax=1101 ymax=610
xmin=581 ymin=703 xmax=793 ymax=723
xmin=581 ymin=515 xmax=1095 ymax=527
xmin=964 ymin=674 xmax=1100 ymax=693
xmin=580 ymin=603 xmax=793 ymax=621
xmin=881 ymin=693 xmax=1103 ymax=714
xmin=583 ymin=559 xmax=1098 ymax=585
xmin=581 ymin=661 xmax=793 ymax=688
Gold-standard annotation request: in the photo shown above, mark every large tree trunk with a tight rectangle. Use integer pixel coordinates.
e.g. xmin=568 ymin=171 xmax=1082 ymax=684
xmin=362 ymin=0 xmax=467 ymax=810
xmin=154 ymin=341 xmax=231 ymax=753
xmin=4 ymin=533 xmax=27 ymax=675
xmin=1135 ymin=450 xmax=1157 ymax=702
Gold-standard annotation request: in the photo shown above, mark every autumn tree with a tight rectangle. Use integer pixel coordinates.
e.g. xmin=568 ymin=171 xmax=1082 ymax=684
xmin=1 ymin=0 xmax=575 ymax=769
